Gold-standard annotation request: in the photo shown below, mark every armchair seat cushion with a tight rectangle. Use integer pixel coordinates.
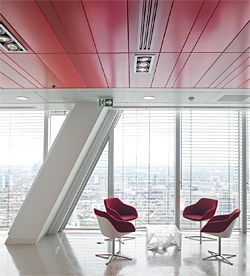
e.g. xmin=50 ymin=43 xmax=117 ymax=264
xmin=120 ymin=215 xmax=137 ymax=221
xmin=183 ymin=214 xmax=204 ymax=221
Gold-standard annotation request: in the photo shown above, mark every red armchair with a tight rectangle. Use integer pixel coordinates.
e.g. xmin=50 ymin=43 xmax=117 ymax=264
xmin=104 ymin=198 xmax=138 ymax=222
xmin=94 ymin=208 xmax=135 ymax=265
xmin=201 ymin=209 xmax=240 ymax=265
xmin=183 ymin=198 xmax=218 ymax=243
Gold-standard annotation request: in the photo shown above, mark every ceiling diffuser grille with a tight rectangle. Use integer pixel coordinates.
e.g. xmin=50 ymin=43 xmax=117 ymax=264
xmin=139 ymin=0 xmax=158 ymax=50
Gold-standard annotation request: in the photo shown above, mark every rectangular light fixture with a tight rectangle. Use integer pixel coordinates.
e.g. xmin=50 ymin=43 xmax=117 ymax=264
xmin=0 ymin=23 xmax=27 ymax=52
xmin=135 ymin=55 xmax=154 ymax=73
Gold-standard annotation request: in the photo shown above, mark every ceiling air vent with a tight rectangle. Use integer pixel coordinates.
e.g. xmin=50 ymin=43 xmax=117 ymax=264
xmin=138 ymin=0 xmax=158 ymax=50
xmin=217 ymin=95 xmax=249 ymax=102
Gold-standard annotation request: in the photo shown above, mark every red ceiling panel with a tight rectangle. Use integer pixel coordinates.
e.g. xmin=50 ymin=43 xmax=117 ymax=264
xmin=34 ymin=0 xmax=76 ymax=54
xmin=0 ymin=58 xmax=36 ymax=88
xmin=38 ymin=54 xmax=86 ymax=88
xmin=0 ymin=54 xmax=42 ymax=88
xmin=130 ymin=53 xmax=159 ymax=88
xmin=48 ymin=0 xmax=96 ymax=53
xmin=183 ymin=0 xmax=219 ymax=52
xmin=1 ymin=0 xmax=64 ymax=53
xmin=194 ymin=1 xmax=250 ymax=52
xmin=174 ymin=53 xmax=220 ymax=88
xmin=166 ymin=53 xmax=190 ymax=87
xmin=195 ymin=53 xmax=242 ymax=88
xmin=218 ymin=58 xmax=250 ymax=88
xmin=99 ymin=54 xmax=128 ymax=87
xmin=0 ymin=72 xmax=21 ymax=88
xmin=83 ymin=0 xmax=128 ymax=53
xmin=225 ymin=22 xmax=250 ymax=53
xmin=239 ymin=79 xmax=250 ymax=88
xmin=162 ymin=1 xmax=203 ymax=52
xmin=128 ymin=0 xmax=172 ymax=52
xmin=224 ymin=66 xmax=250 ymax=88
xmin=151 ymin=53 xmax=179 ymax=87
xmin=0 ymin=0 xmax=249 ymax=90
xmin=6 ymin=54 xmax=63 ymax=88
xmin=68 ymin=54 xmax=107 ymax=88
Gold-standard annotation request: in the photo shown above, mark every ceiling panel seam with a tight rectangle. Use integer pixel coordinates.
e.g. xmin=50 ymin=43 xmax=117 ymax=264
xmin=171 ymin=0 xmax=220 ymax=88
xmin=80 ymin=0 xmax=109 ymax=88
xmin=194 ymin=20 xmax=250 ymax=87
xmin=0 ymin=55 xmax=39 ymax=88
xmin=223 ymin=65 xmax=250 ymax=88
xmin=215 ymin=56 xmax=250 ymax=88
xmin=150 ymin=0 xmax=174 ymax=87
xmin=0 ymin=71 xmax=23 ymax=88
xmin=237 ymin=78 xmax=250 ymax=88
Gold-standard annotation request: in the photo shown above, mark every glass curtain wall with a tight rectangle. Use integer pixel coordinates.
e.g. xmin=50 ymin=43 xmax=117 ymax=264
xmin=0 ymin=111 xmax=44 ymax=229
xmin=114 ymin=110 xmax=176 ymax=226
xmin=180 ymin=110 xmax=242 ymax=229
xmin=66 ymin=143 xmax=109 ymax=229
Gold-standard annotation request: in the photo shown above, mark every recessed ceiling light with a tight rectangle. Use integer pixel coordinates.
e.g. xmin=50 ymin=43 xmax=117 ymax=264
xmin=135 ymin=55 xmax=154 ymax=73
xmin=144 ymin=96 xmax=155 ymax=100
xmin=0 ymin=23 xmax=26 ymax=52
xmin=16 ymin=96 xmax=29 ymax=101
xmin=5 ymin=42 xmax=19 ymax=51
xmin=0 ymin=35 xmax=12 ymax=43
xmin=138 ymin=67 xmax=148 ymax=72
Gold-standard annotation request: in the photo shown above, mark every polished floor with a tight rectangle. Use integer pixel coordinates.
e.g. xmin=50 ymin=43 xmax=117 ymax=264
xmin=0 ymin=230 xmax=249 ymax=276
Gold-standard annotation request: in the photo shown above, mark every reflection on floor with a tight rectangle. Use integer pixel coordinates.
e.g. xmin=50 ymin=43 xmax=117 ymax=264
xmin=0 ymin=230 xmax=249 ymax=276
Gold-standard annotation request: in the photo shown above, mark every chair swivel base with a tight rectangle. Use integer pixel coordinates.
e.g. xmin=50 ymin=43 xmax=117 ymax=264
xmin=96 ymin=253 xmax=132 ymax=265
xmin=185 ymin=235 xmax=216 ymax=242
xmin=203 ymin=250 xmax=236 ymax=265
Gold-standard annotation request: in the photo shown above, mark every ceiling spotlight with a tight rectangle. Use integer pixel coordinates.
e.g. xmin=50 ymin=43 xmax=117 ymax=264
xmin=188 ymin=96 xmax=195 ymax=101
xmin=0 ymin=22 xmax=26 ymax=52
xmin=137 ymin=67 xmax=148 ymax=73
xmin=0 ymin=35 xmax=12 ymax=43
xmin=135 ymin=55 xmax=154 ymax=73
xmin=138 ymin=61 xmax=149 ymax=68
xmin=144 ymin=96 xmax=155 ymax=100
xmin=137 ymin=56 xmax=151 ymax=62
xmin=5 ymin=43 xmax=19 ymax=51
xmin=16 ymin=96 xmax=29 ymax=101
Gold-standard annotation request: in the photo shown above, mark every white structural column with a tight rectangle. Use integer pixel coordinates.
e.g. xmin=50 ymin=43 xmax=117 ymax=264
xmin=6 ymin=103 xmax=104 ymax=244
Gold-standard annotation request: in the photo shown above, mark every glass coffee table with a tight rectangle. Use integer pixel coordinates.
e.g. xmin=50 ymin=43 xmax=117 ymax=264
xmin=146 ymin=224 xmax=182 ymax=254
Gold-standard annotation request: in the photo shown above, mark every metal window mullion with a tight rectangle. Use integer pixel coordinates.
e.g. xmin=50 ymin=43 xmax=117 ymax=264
xmin=175 ymin=110 xmax=181 ymax=229
xmin=242 ymin=110 xmax=247 ymax=234
xmin=108 ymin=129 xmax=114 ymax=198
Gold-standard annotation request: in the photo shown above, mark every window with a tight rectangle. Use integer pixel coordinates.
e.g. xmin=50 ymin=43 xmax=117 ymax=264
xmin=0 ymin=111 xmax=44 ymax=229
xmin=66 ymin=143 xmax=109 ymax=229
xmin=247 ymin=111 xmax=250 ymax=228
xmin=180 ymin=110 xmax=241 ymax=228
xmin=114 ymin=110 xmax=176 ymax=226
xmin=48 ymin=111 xmax=68 ymax=148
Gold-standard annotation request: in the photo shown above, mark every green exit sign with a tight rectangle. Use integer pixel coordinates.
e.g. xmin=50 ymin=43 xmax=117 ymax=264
xmin=99 ymin=98 xmax=113 ymax=107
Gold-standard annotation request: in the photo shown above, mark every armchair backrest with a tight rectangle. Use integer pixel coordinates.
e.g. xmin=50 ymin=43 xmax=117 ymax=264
xmin=104 ymin=198 xmax=123 ymax=212
xmin=94 ymin=208 xmax=135 ymax=238
xmin=196 ymin=198 xmax=218 ymax=217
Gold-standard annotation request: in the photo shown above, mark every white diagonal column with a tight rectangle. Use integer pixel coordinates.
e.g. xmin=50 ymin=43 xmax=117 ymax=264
xmin=6 ymin=103 xmax=106 ymax=244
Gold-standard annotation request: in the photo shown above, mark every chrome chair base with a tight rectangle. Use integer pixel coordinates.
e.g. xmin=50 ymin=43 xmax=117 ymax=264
xmin=203 ymin=250 xmax=236 ymax=265
xmin=96 ymin=253 xmax=132 ymax=265
xmin=185 ymin=235 xmax=216 ymax=242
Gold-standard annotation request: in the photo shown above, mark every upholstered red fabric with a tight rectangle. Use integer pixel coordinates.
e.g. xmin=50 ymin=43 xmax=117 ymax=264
xmin=201 ymin=209 xmax=240 ymax=233
xmin=94 ymin=208 xmax=135 ymax=233
xmin=183 ymin=198 xmax=218 ymax=222
xmin=104 ymin=198 xmax=138 ymax=221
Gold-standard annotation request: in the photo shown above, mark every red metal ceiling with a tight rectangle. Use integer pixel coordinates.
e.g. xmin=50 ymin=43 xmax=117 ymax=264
xmin=0 ymin=0 xmax=249 ymax=89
